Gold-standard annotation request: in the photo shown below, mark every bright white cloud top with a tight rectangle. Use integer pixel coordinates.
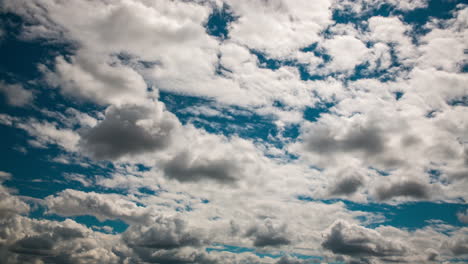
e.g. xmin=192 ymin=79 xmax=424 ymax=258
xmin=0 ymin=0 xmax=467 ymax=263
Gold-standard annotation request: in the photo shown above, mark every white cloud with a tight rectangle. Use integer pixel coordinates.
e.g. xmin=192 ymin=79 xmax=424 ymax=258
xmin=322 ymin=35 xmax=370 ymax=73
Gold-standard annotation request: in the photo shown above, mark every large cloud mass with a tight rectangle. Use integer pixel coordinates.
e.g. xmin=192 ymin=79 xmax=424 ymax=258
xmin=0 ymin=0 xmax=467 ymax=263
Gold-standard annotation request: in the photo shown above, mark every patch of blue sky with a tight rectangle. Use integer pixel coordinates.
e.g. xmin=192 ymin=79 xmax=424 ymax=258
xmin=298 ymin=196 xmax=468 ymax=230
xmin=159 ymin=91 xmax=283 ymax=144
xmin=369 ymin=167 xmax=391 ymax=176
xmin=0 ymin=13 xmax=76 ymax=79
xmin=303 ymin=101 xmax=335 ymax=122
xmin=204 ymin=3 xmax=237 ymax=40
xmin=0 ymin=14 xmax=104 ymax=118
xmin=252 ymin=48 xmax=328 ymax=81
xmin=448 ymin=96 xmax=468 ymax=107
xmin=449 ymin=258 xmax=468 ymax=263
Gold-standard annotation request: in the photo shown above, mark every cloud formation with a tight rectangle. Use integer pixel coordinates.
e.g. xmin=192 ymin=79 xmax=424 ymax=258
xmin=80 ymin=103 xmax=177 ymax=160
xmin=0 ymin=0 xmax=467 ymax=263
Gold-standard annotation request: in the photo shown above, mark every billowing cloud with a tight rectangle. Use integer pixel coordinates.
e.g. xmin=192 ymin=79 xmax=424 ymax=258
xmin=375 ymin=180 xmax=432 ymax=201
xmin=322 ymin=220 xmax=408 ymax=257
xmin=163 ymin=151 xmax=240 ymax=184
xmin=330 ymin=175 xmax=364 ymax=196
xmin=43 ymin=51 xmax=149 ymax=106
xmin=45 ymin=189 xmax=154 ymax=224
xmin=245 ymin=219 xmax=292 ymax=247
xmin=80 ymin=103 xmax=178 ymax=160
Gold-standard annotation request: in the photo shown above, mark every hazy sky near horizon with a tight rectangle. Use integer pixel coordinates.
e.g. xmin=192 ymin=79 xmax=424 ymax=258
xmin=0 ymin=0 xmax=467 ymax=263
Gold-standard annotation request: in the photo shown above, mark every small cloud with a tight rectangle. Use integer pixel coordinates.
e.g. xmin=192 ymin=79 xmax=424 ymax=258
xmin=0 ymin=81 xmax=34 ymax=107
xmin=457 ymin=209 xmax=468 ymax=224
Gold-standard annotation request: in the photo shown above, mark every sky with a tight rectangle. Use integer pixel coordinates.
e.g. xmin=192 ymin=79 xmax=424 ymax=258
xmin=0 ymin=0 xmax=467 ymax=263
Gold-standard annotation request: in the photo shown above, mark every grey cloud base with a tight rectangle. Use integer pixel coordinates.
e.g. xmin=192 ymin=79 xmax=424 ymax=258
xmin=80 ymin=104 xmax=176 ymax=160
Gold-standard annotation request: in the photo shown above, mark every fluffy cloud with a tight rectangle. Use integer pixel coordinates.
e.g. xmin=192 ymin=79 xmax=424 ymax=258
xmin=322 ymin=220 xmax=408 ymax=257
xmin=225 ymin=0 xmax=332 ymax=58
xmin=163 ymin=151 xmax=240 ymax=184
xmin=45 ymin=189 xmax=154 ymax=224
xmin=80 ymin=103 xmax=178 ymax=160
xmin=43 ymin=51 xmax=149 ymax=106
xmin=322 ymin=35 xmax=370 ymax=73
xmin=245 ymin=219 xmax=292 ymax=247
xmin=374 ymin=180 xmax=432 ymax=201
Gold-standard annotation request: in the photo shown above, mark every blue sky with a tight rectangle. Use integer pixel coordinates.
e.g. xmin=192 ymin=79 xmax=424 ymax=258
xmin=0 ymin=0 xmax=467 ymax=263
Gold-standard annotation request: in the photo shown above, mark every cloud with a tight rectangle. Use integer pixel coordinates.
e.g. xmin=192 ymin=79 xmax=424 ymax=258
xmin=443 ymin=228 xmax=468 ymax=256
xmin=245 ymin=219 xmax=292 ymax=247
xmin=275 ymin=255 xmax=320 ymax=264
xmin=322 ymin=35 xmax=369 ymax=73
xmin=322 ymin=220 xmax=408 ymax=257
xmin=43 ymin=51 xmax=149 ymax=106
xmin=80 ymin=103 xmax=178 ymax=160
xmin=0 ymin=172 xmax=30 ymax=218
xmin=120 ymin=214 xmax=214 ymax=263
xmin=330 ymin=174 xmax=364 ymax=196
xmin=45 ymin=189 xmax=154 ymax=224
xmin=457 ymin=209 xmax=468 ymax=224
xmin=1 ymin=0 xmax=468 ymax=263
xmin=14 ymin=118 xmax=80 ymax=152
xmin=375 ymin=180 xmax=431 ymax=201
xmin=0 ymin=81 xmax=34 ymax=107
xmin=302 ymin=120 xmax=386 ymax=156
xmin=225 ymin=0 xmax=332 ymax=58
xmin=163 ymin=151 xmax=240 ymax=184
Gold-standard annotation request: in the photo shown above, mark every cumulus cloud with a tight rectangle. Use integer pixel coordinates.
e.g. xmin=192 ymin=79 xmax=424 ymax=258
xmin=45 ymin=189 xmax=154 ymax=224
xmin=374 ymin=180 xmax=432 ymax=201
xmin=43 ymin=54 xmax=148 ymax=106
xmin=330 ymin=174 xmax=364 ymax=196
xmin=322 ymin=220 xmax=408 ymax=257
xmin=301 ymin=119 xmax=387 ymax=157
xmin=245 ymin=219 xmax=292 ymax=247
xmin=122 ymin=215 xmax=203 ymax=249
xmin=163 ymin=151 xmax=240 ymax=184
xmin=80 ymin=103 xmax=178 ymax=160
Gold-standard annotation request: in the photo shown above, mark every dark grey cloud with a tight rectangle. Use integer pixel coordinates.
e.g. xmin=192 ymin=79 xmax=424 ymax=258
xmin=245 ymin=220 xmax=291 ymax=247
xmin=375 ymin=181 xmax=430 ymax=201
xmin=9 ymin=226 xmax=85 ymax=257
xmin=80 ymin=104 xmax=175 ymax=160
xmin=0 ymin=215 xmax=119 ymax=264
xmin=121 ymin=215 xmax=213 ymax=264
xmin=163 ymin=152 xmax=239 ymax=184
xmin=122 ymin=216 xmax=203 ymax=250
xmin=322 ymin=220 xmax=407 ymax=257
xmin=330 ymin=175 xmax=364 ymax=196
xmin=448 ymin=236 xmax=468 ymax=256
xmin=304 ymin=124 xmax=386 ymax=156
